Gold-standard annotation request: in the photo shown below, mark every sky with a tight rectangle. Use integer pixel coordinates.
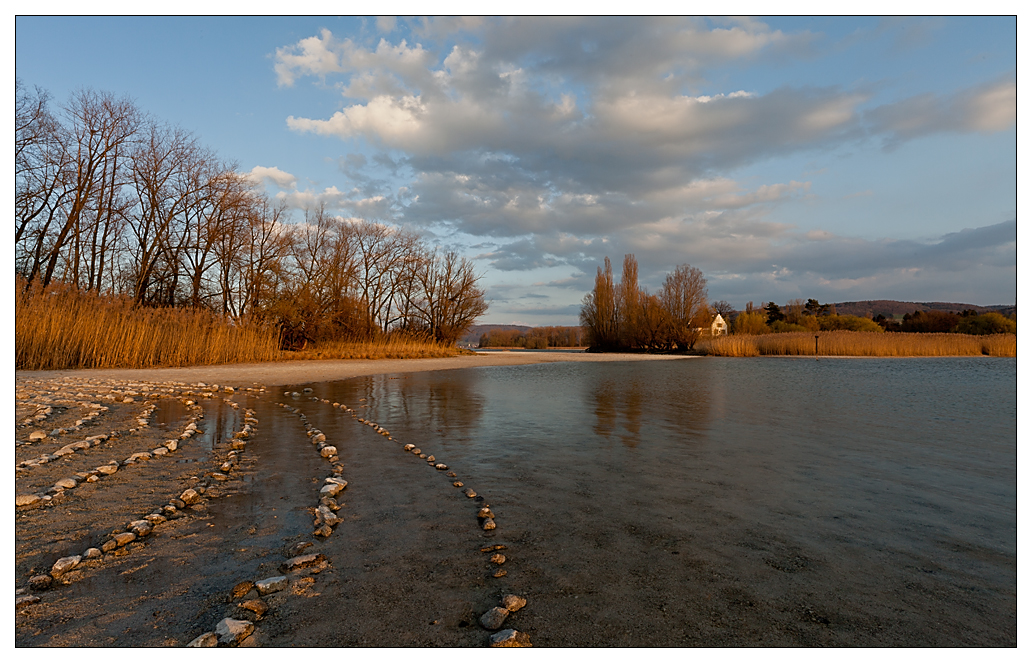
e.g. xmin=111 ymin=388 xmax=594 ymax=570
xmin=14 ymin=15 xmax=1018 ymax=326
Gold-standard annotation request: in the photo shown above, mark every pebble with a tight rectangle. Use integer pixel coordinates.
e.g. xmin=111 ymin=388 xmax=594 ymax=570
xmin=28 ymin=430 xmax=47 ymax=441
xmin=435 ymin=464 xmax=449 ymax=470
xmin=482 ymin=518 xmax=497 ymax=531
xmin=426 ymin=455 xmax=435 ymax=463
xmin=492 ymin=569 xmax=507 ymax=578
xmin=464 ymin=488 xmax=478 ymax=498
xmin=130 ymin=520 xmax=153 ymax=537
xmin=238 ymin=598 xmax=268 ymax=618
xmin=83 ymin=547 xmax=102 ymax=559
xmin=186 ymin=632 xmax=218 ymax=647
xmin=230 ymin=581 xmax=255 ymax=599
xmin=478 ymin=507 xmax=495 ymax=519
xmin=54 ymin=477 xmax=77 ymax=490
xmin=314 ymin=524 xmax=333 ymax=537
xmin=490 ymin=553 xmax=506 ymax=565
xmin=489 ymin=629 xmax=532 ymax=647
xmin=51 ymin=555 xmax=81 ymax=577
xmin=453 ymin=481 xmax=464 ymax=487
xmin=320 ymin=483 xmax=344 ymax=498
xmin=281 ymin=553 xmax=327 ymax=572
xmin=320 ymin=446 xmax=337 ymax=458
xmin=179 ymin=488 xmax=200 ymax=505
xmin=447 ymin=472 xmax=457 ymax=477
xmin=114 ymin=532 xmax=137 ymax=547
xmin=16 ymin=494 xmax=41 ymax=507
xmin=480 ymin=544 xmax=507 ymax=552
xmin=215 ymin=617 xmax=254 ymax=645
xmin=16 ymin=595 xmax=40 ymax=609
xmin=29 ymin=575 xmax=52 ymax=591
xmin=479 ymin=606 xmax=509 ymax=630
xmin=254 ymin=576 xmax=288 ymax=595
xmin=502 ymin=595 xmax=527 ymax=612
xmin=96 ymin=465 xmax=118 ymax=475
xmin=403 ymin=444 xmax=415 ymax=451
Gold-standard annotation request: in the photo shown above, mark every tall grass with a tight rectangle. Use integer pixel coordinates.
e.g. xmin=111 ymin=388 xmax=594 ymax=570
xmin=282 ymin=336 xmax=461 ymax=361
xmin=16 ymin=279 xmax=280 ymax=370
xmin=698 ymin=331 xmax=1016 ymax=357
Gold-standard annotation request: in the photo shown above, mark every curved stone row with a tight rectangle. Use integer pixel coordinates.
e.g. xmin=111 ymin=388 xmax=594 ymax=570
xmin=186 ymin=544 xmax=331 ymax=647
xmin=274 ymin=401 xmax=348 ymax=538
xmin=16 ymin=403 xmax=258 ymax=606
xmin=14 ymin=400 xmax=206 ymax=509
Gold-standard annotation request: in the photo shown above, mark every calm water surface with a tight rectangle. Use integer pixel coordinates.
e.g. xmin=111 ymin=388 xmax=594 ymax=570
xmin=310 ymin=357 xmax=1016 ymax=645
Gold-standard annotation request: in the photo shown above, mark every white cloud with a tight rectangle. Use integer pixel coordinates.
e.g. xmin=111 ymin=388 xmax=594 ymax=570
xmin=248 ymin=165 xmax=297 ymax=189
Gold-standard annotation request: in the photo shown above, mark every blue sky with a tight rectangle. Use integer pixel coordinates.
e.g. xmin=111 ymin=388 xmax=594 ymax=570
xmin=14 ymin=15 xmax=1017 ymax=325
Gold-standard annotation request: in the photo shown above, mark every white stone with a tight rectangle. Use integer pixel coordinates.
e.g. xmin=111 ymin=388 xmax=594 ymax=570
xmin=255 ymin=576 xmax=288 ymax=595
xmin=16 ymin=494 xmax=41 ymax=507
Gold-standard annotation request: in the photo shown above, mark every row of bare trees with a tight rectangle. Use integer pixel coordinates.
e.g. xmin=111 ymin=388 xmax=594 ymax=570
xmin=580 ymin=254 xmax=710 ymax=351
xmin=15 ymin=82 xmax=487 ymax=347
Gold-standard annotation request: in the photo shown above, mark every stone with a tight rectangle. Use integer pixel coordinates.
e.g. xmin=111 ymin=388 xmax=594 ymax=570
xmin=254 ymin=576 xmax=288 ymax=595
xmin=418 ymin=454 xmax=427 ymax=459
xmin=16 ymin=595 xmax=40 ymax=609
xmin=29 ymin=575 xmax=52 ymax=591
xmin=114 ymin=532 xmax=137 ymax=547
xmin=86 ymin=475 xmax=99 ymax=483
xmin=16 ymin=494 xmax=41 ymax=507
xmin=186 ymin=632 xmax=219 ymax=647
xmin=164 ymin=440 xmax=178 ymax=451
xmin=28 ymin=430 xmax=47 ymax=441
xmin=464 ymin=488 xmax=478 ymax=498
xmin=447 ymin=472 xmax=457 ymax=477
xmin=127 ymin=452 xmax=152 ymax=461
xmin=130 ymin=520 xmax=153 ymax=537
xmin=479 ymin=507 xmax=495 ymax=519
xmin=502 ymin=595 xmax=527 ymax=612
xmin=403 ymin=444 xmax=415 ymax=451
xmin=312 ymin=433 xmax=326 ymax=443
xmin=320 ymin=483 xmax=344 ymax=498
xmin=317 ymin=505 xmax=341 ymax=527
xmin=482 ymin=518 xmax=497 ymax=531
xmin=231 ymin=440 xmax=246 ymax=450
xmin=411 ymin=448 xmax=422 ymax=455
xmin=314 ymin=524 xmax=333 ymax=537
xmin=162 ymin=505 xmax=178 ymax=516
xmin=179 ymin=488 xmax=201 ymax=505
xmin=230 ymin=580 xmax=255 ymax=599
xmin=480 ymin=544 xmax=507 ymax=552
xmin=490 ymin=553 xmax=506 ymax=565
xmin=96 ymin=465 xmax=118 ymax=475
xmin=215 ymin=618 xmax=254 ymax=645
xmin=492 ymin=569 xmax=507 ymax=578
xmin=436 ymin=464 xmax=449 ymax=470
xmin=489 ymin=629 xmax=532 ymax=647
xmin=320 ymin=446 xmax=337 ymax=458
xmin=426 ymin=455 xmax=435 ymax=463
xmin=480 ymin=606 xmax=509 ymax=630
xmin=51 ymin=555 xmax=81 ymax=577
xmin=238 ymin=598 xmax=268 ymax=618
xmin=101 ymin=539 xmax=118 ymax=553
xmin=83 ymin=547 xmax=102 ymax=559
xmin=54 ymin=477 xmax=77 ymax=490
xmin=152 ymin=447 xmax=169 ymax=457
xmin=281 ymin=553 xmax=327 ymax=572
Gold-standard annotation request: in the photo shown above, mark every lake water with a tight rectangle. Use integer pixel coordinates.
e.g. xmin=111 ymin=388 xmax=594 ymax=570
xmin=306 ymin=356 xmax=1016 ymax=646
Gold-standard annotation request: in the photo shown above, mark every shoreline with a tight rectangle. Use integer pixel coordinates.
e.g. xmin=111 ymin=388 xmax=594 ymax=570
xmin=14 ymin=351 xmax=696 ymax=387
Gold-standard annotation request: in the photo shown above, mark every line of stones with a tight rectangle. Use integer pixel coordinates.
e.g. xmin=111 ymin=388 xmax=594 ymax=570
xmin=185 ymin=545 xmax=332 ymax=646
xmin=16 ymin=401 xmax=107 ymax=443
xmin=296 ymin=389 xmax=533 ymax=646
xmin=14 ymin=400 xmax=205 ymax=508
xmin=15 ymin=403 xmax=258 ymax=610
xmin=274 ymin=399 xmax=348 ymax=538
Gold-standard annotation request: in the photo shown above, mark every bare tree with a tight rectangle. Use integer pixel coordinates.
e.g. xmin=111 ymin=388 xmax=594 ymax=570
xmin=660 ymin=263 xmax=709 ymax=350
xmin=580 ymin=256 xmax=619 ymax=350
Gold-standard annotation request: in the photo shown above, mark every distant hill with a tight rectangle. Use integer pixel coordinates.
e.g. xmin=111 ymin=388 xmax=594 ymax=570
xmin=460 ymin=324 xmax=532 ymax=344
xmin=830 ymin=300 xmax=1015 ymax=319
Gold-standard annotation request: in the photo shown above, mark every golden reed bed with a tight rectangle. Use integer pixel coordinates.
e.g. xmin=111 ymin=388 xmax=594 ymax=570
xmin=698 ymin=331 xmax=1016 ymax=357
xmin=15 ymin=282 xmax=457 ymax=371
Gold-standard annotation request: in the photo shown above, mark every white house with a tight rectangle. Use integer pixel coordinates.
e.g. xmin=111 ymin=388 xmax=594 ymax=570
xmin=710 ymin=313 xmax=728 ymax=336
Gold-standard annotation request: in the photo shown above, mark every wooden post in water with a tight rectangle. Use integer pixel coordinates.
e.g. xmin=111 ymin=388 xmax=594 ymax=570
xmin=814 ymin=334 xmax=820 ymax=360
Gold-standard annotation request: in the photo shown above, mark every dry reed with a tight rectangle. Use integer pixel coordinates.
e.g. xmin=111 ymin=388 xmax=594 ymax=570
xmin=699 ymin=331 xmax=1016 ymax=357
xmin=282 ymin=336 xmax=460 ymax=361
xmin=16 ymin=280 xmax=280 ymax=370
